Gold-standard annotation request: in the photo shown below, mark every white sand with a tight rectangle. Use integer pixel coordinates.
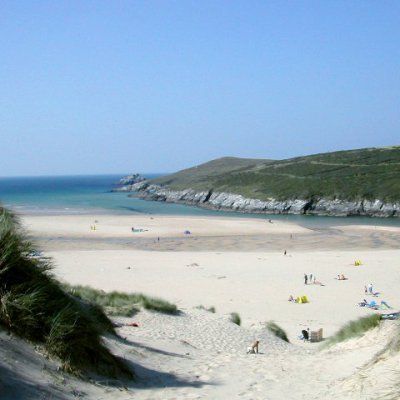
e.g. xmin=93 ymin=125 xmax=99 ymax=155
xmin=7 ymin=213 xmax=400 ymax=399
xmin=2 ymin=310 xmax=398 ymax=400
xmin=49 ymin=249 xmax=400 ymax=340
xmin=22 ymin=214 xmax=308 ymax=239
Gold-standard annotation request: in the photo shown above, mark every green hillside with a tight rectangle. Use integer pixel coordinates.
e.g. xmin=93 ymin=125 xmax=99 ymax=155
xmin=152 ymin=157 xmax=269 ymax=189
xmin=151 ymin=147 xmax=400 ymax=202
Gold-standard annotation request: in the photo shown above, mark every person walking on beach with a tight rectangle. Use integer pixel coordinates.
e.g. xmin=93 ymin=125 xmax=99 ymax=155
xmin=304 ymin=273 xmax=308 ymax=285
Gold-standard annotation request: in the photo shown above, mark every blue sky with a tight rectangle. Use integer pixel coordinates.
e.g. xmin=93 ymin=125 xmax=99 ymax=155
xmin=1 ymin=1 xmax=399 ymax=176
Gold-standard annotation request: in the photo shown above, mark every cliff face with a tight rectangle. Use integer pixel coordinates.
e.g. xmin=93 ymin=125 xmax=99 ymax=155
xmin=127 ymin=181 xmax=400 ymax=217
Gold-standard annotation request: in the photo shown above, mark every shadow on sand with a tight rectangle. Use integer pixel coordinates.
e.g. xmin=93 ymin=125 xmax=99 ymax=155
xmin=128 ymin=362 xmax=214 ymax=390
xmin=106 ymin=335 xmax=216 ymax=390
xmin=115 ymin=334 xmax=190 ymax=359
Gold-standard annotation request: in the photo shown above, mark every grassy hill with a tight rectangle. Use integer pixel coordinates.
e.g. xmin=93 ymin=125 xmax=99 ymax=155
xmin=151 ymin=147 xmax=400 ymax=202
xmin=152 ymin=157 xmax=269 ymax=188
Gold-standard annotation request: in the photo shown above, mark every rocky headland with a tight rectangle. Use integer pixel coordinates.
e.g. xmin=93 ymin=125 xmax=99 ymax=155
xmin=122 ymin=180 xmax=400 ymax=218
xmin=113 ymin=173 xmax=146 ymax=191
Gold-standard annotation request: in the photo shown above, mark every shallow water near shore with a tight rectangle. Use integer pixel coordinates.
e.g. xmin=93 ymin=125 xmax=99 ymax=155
xmin=1 ymin=174 xmax=400 ymax=229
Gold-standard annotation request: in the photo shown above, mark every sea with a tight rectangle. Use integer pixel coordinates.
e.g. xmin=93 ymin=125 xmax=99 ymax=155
xmin=0 ymin=174 xmax=399 ymax=229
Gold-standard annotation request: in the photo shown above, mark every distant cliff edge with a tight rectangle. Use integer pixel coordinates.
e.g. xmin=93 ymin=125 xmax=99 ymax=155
xmin=116 ymin=147 xmax=400 ymax=217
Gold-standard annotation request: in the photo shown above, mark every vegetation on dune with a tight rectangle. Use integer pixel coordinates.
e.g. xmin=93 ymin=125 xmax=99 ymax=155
xmin=326 ymin=314 xmax=382 ymax=345
xmin=195 ymin=305 xmax=216 ymax=313
xmin=0 ymin=208 xmax=132 ymax=378
xmin=65 ymin=285 xmax=178 ymax=316
xmin=266 ymin=321 xmax=289 ymax=342
xmin=151 ymin=147 xmax=400 ymax=202
xmin=230 ymin=312 xmax=241 ymax=326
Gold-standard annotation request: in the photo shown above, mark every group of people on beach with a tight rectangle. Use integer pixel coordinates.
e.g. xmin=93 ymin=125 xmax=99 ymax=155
xmin=358 ymin=299 xmax=392 ymax=310
xmin=304 ymin=273 xmax=313 ymax=284
xmin=303 ymin=273 xmax=324 ymax=286
xmin=358 ymin=282 xmax=392 ymax=309
xmin=364 ymin=283 xmax=376 ymax=295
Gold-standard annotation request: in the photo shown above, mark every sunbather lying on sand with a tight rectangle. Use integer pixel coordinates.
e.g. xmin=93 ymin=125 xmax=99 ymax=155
xmin=358 ymin=299 xmax=387 ymax=309
xmin=358 ymin=299 xmax=368 ymax=307
xmin=380 ymin=301 xmax=392 ymax=309
xmin=337 ymin=274 xmax=348 ymax=280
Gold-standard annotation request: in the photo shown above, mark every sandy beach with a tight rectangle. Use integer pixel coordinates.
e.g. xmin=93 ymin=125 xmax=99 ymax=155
xmin=8 ymin=213 xmax=400 ymax=399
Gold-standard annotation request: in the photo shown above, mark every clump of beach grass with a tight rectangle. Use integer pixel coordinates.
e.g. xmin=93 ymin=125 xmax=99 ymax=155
xmin=195 ymin=305 xmax=216 ymax=313
xmin=230 ymin=312 xmax=241 ymax=326
xmin=326 ymin=314 xmax=381 ymax=346
xmin=0 ymin=208 xmax=132 ymax=378
xmin=266 ymin=321 xmax=289 ymax=342
xmin=65 ymin=285 xmax=178 ymax=316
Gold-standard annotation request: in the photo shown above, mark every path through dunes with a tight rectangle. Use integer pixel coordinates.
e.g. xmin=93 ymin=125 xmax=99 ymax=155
xmin=109 ymin=311 xmax=400 ymax=400
xmin=1 ymin=309 xmax=398 ymax=400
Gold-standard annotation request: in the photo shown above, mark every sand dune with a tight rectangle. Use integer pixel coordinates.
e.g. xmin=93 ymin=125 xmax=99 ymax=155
xmin=7 ymin=213 xmax=400 ymax=399
xmin=2 ymin=309 xmax=399 ymax=399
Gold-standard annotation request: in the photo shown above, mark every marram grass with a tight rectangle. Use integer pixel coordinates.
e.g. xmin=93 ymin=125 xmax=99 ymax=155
xmin=65 ymin=284 xmax=178 ymax=316
xmin=325 ymin=314 xmax=381 ymax=346
xmin=230 ymin=312 xmax=241 ymax=326
xmin=0 ymin=208 xmax=132 ymax=378
xmin=266 ymin=321 xmax=289 ymax=342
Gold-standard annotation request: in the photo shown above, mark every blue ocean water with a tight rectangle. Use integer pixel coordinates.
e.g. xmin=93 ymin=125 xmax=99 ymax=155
xmin=0 ymin=174 xmax=207 ymax=216
xmin=0 ymin=174 xmax=399 ymax=228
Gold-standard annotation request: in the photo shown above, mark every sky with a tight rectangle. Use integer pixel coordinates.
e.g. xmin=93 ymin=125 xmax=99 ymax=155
xmin=0 ymin=1 xmax=399 ymax=176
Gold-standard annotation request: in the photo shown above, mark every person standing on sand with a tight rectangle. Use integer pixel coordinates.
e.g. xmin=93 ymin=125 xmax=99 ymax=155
xmin=368 ymin=283 xmax=373 ymax=294
xmin=304 ymin=273 xmax=308 ymax=285
xmin=284 ymin=250 xmax=287 ymax=255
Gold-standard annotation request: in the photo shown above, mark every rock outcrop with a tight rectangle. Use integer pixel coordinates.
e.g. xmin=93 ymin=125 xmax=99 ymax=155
xmin=125 ymin=181 xmax=400 ymax=218
xmin=113 ymin=174 xmax=146 ymax=192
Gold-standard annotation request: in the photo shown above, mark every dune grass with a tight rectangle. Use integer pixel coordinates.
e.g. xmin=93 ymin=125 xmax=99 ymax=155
xmin=195 ymin=305 xmax=216 ymax=313
xmin=326 ymin=314 xmax=382 ymax=346
xmin=266 ymin=321 xmax=289 ymax=342
xmin=0 ymin=208 xmax=132 ymax=378
xmin=65 ymin=284 xmax=178 ymax=316
xmin=230 ymin=312 xmax=241 ymax=326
